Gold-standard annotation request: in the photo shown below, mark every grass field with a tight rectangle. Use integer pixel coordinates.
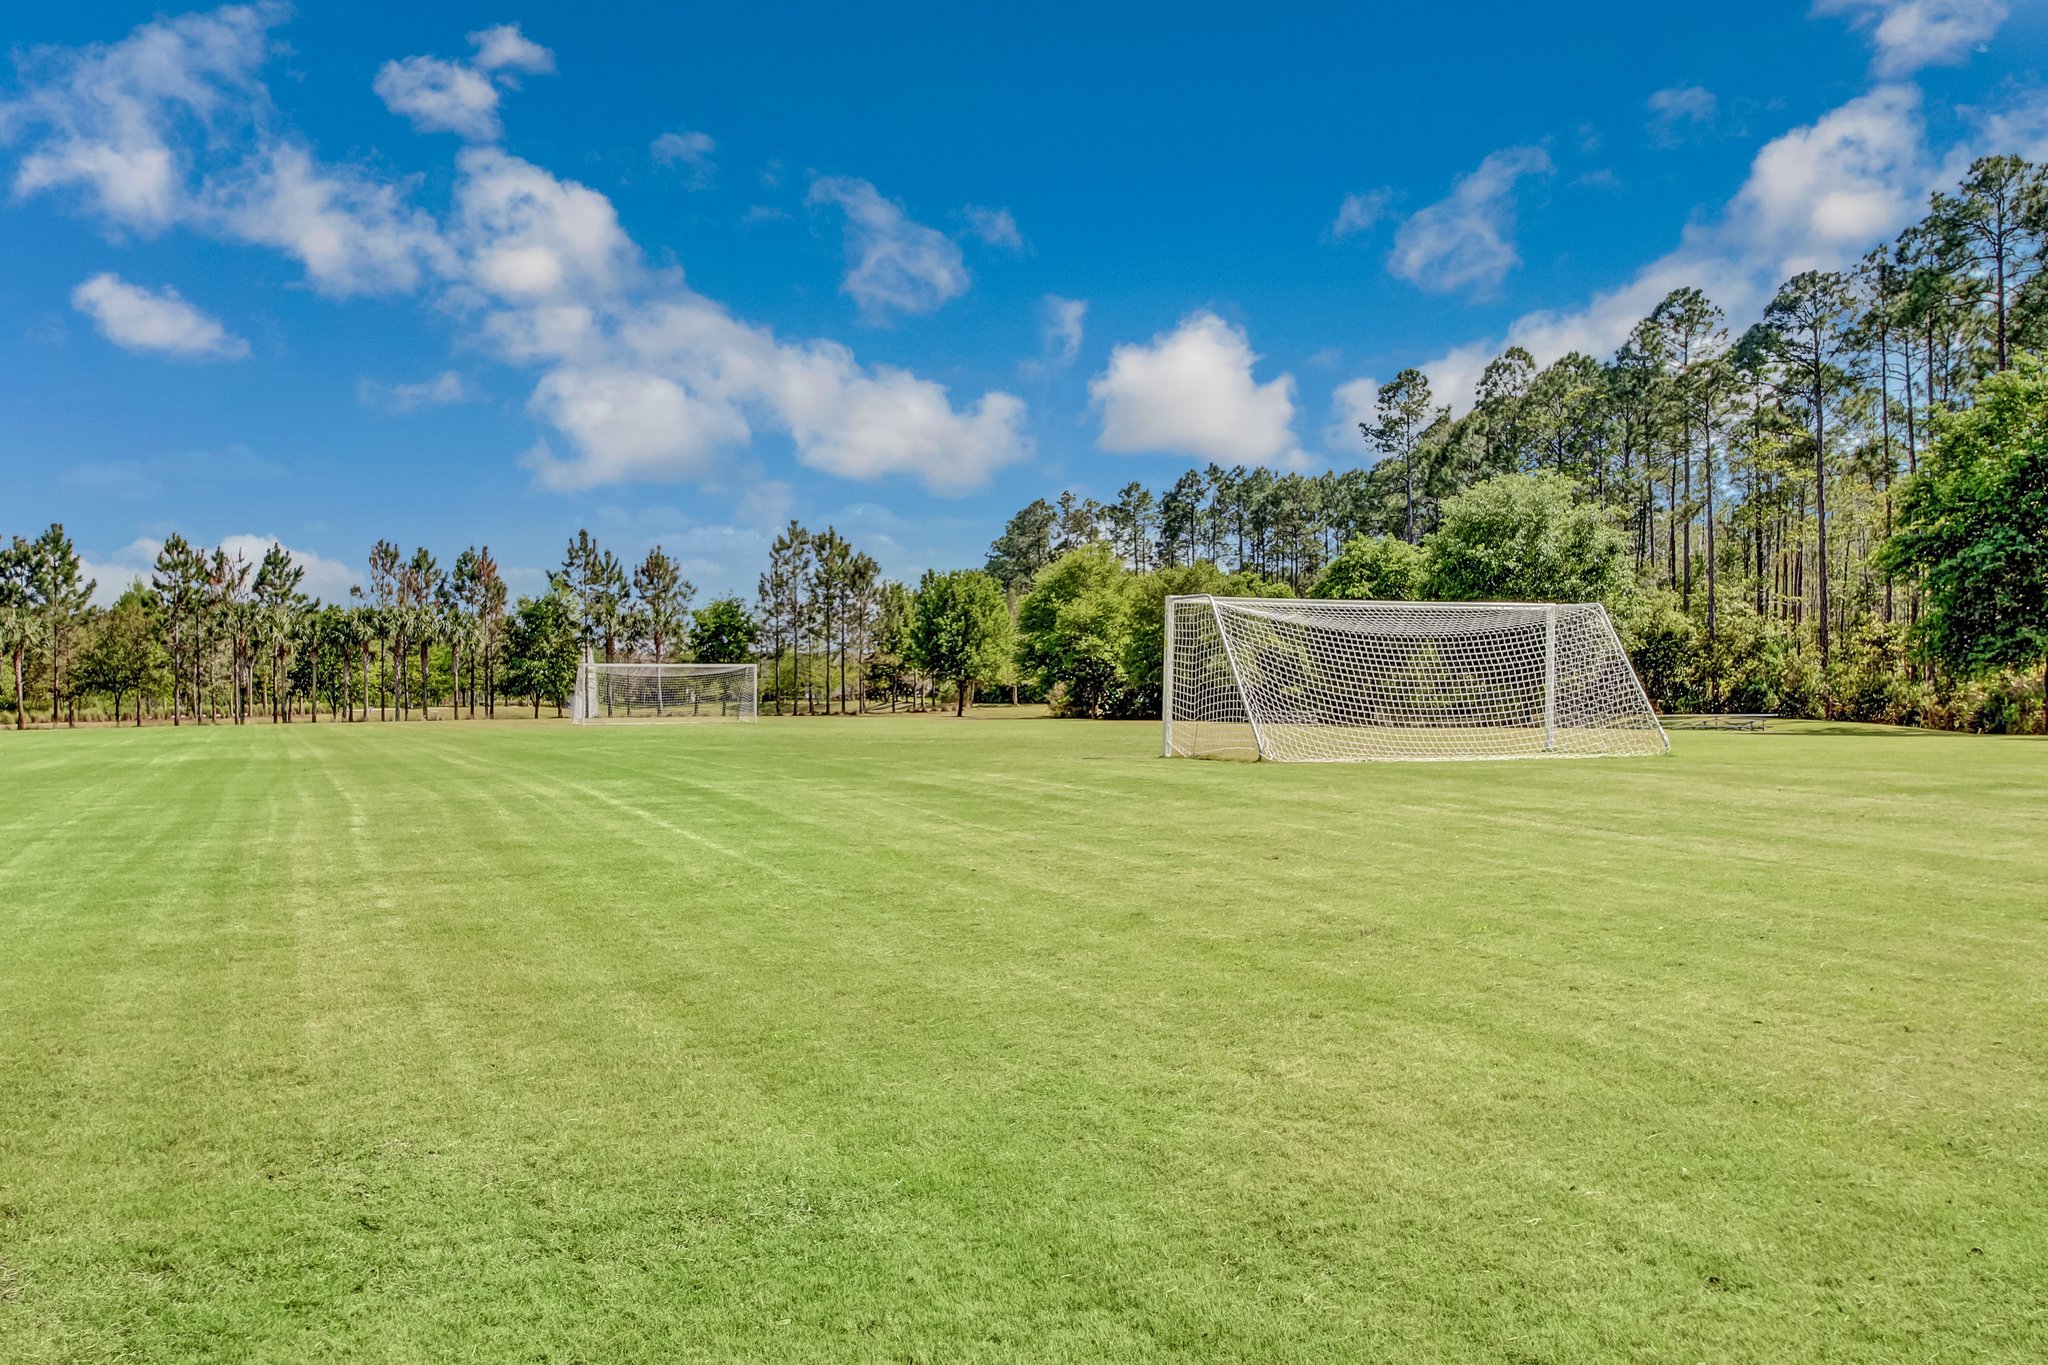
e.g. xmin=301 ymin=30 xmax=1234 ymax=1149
xmin=2 ymin=715 xmax=2044 ymax=1362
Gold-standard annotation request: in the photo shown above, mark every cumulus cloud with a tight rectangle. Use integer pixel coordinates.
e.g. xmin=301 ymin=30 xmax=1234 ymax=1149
xmin=1815 ymin=0 xmax=2007 ymax=78
xmin=961 ymin=204 xmax=1024 ymax=250
xmin=650 ymin=130 xmax=715 ymax=187
xmin=1042 ymin=294 xmax=1086 ymax=365
xmin=374 ymin=23 xmax=554 ymax=141
xmin=79 ymin=532 xmax=355 ymax=605
xmin=4 ymin=6 xmax=444 ymax=296
xmin=357 ymin=370 xmax=473 ymax=412
xmin=1388 ymin=146 xmax=1552 ymax=295
xmin=1090 ymin=312 xmax=1299 ymax=465
xmin=71 ymin=272 xmax=247 ymax=358
xmin=1330 ymin=188 xmax=1394 ymax=240
xmin=374 ymin=56 xmax=502 ymax=140
xmin=1324 ymin=375 xmax=1381 ymax=454
xmin=807 ymin=175 xmax=970 ymax=319
xmin=1403 ymin=83 xmax=1959 ymax=412
xmin=6 ymin=8 xmax=1030 ymax=496
xmin=467 ymin=23 xmax=554 ymax=75
xmin=1 ymin=2 xmax=277 ymax=230
xmin=217 ymin=533 xmax=358 ymax=600
xmin=466 ymin=156 xmax=1027 ymax=492
xmin=1647 ymin=85 xmax=1718 ymax=145
xmin=214 ymin=142 xmax=448 ymax=294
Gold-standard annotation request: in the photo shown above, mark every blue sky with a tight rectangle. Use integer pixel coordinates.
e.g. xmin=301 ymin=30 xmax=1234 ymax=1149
xmin=3 ymin=0 xmax=2045 ymax=602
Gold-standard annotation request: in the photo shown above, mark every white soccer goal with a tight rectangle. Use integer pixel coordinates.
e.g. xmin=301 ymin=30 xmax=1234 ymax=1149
xmin=1163 ymin=596 xmax=1666 ymax=762
xmin=571 ymin=660 xmax=759 ymax=725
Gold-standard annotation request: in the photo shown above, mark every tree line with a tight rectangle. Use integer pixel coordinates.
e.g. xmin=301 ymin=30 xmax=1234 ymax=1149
xmin=5 ymin=158 xmax=2042 ymax=732
xmin=980 ymin=155 xmax=2048 ymax=731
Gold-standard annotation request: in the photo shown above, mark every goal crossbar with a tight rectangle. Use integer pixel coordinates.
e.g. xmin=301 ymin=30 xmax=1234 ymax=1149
xmin=571 ymin=661 xmax=759 ymax=725
xmin=1162 ymin=595 xmax=1666 ymax=763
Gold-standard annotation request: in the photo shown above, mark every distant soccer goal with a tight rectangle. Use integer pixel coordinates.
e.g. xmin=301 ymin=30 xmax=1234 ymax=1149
xmin=571 ymin=661 xmax=759 ymax=725
xmin=1163 ymin=596 xmax=1666 ymax=762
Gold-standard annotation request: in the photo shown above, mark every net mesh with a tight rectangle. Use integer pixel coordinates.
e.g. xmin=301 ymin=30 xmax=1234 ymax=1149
xmin=1164 ymin=597 xmax=1665 ymax=762
xmin=572 ymin=662 xmax=759 ymax=725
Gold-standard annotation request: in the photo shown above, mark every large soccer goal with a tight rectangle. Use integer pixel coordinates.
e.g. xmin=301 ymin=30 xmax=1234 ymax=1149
xmin=571 ymin=661 xmax=759 ymax=725
xmin=1163 ymin=596 xmax=1666 ymax=762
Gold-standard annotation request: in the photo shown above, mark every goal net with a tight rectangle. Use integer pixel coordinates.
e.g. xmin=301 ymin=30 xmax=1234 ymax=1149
xmin=1163 ymin=596 xmax=1665 ymax=762
xmin=571 ymin=661 xmax=759 ymax=725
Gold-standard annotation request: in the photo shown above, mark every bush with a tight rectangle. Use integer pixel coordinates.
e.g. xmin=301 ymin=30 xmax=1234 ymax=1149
xmin=1311 ymin=535 xmax=1425 ymax=600
xmin=1424 ymin=473 xmax=1634 ymax=611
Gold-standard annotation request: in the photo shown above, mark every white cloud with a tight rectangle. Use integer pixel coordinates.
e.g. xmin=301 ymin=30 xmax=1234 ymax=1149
xmin=3 ymin=7 xmax=444 ymax=297
xmin=1325 ymin=375 xmax=1381 ymax=455
xmin=71 ymin=272 xmax=247 ymax=358
xmin=651 ymin=130 xmax=716 ymax=188
xmin=1042 ymin=294 xmax=1086 ymax=365
xmin=7 ymin=10 xmax=1030 ymax=498
xmin=79 ymin=532 xmax=354 ymax=605
xmin=1403 ymin=83 xmax=1955 ymax=413
xmin=1647 ymin=85 xmax=1718 ymax=144
xmin=374 ymin=55 xmax=502 ymax=140
xmin=78 ymin=537 xmax=161 ymax=605
xmin=1090 ymin=311 xmax=1299 ymax=465
xmin=522 ymin=365 xmax=751 ymax=488
xmin=1388 ymin=146 xmax=1553 ymax=295
xmin=216 ymin=533 xmax=358 ymax=600
xmin=1 ymin=2 xmax=278 ymax=230
xmin=1815 ymin=0 xmax=2007 ymax=78
xmin=374 ymin=24 xmax=554 ymax=141
xmin=1330 ymin=188 xmax=1394 ymax=239
xmin=807 ymin=175 xmax=970 ymax=319
xmin=358 ymin=370 xmax=473 ymax=412
xmin=214 ymin=142 xmax=448 ymax=295
xmin=962 ymin=204 xmax=1024 ymax=250
xmin=467 ymin=23 xmax=554 ymax=75
xmin=452 ymin=146 xmax=639 ymax=307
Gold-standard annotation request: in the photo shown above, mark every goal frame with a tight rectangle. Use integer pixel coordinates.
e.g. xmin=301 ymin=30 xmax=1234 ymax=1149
xmin=1161 ymin=594 xmax=1666 ymax=763
xmin=571 ymin=659 xmax=760 ymax=726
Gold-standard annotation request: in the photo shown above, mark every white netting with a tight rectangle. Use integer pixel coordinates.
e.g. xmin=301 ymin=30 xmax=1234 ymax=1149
xmin=572 ymin=662 xmax=759 ymax=725
xmin=1164 ymin=597 xmax=1666 ymax=762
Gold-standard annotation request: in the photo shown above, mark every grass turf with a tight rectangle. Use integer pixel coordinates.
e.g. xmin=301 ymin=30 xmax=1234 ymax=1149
xmin=0 ymin=714 xmax=2043 ymax=1362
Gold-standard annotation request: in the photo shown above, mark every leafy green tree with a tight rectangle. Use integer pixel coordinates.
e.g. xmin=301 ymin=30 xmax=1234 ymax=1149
xmin=1157 ymin=470 xmax=1205 ymax=568
xmin=1476 ymin=346 xmax=1536 ymax=476
xmin=406 ymin=547 xmax=442 ymax=718
xmin=1 ymin=536 xmax=35 ymax=729
xmin=505 ymin=587 xmax=580 ymax=717
xmin=869 ymin=580 xmax=916 ymax=709
xmin=1424 ymin=473 xmax=1633 ymax=608
xmin=27 ymin=524 xmax=93 ymax=726
xmin=1122 ymin=560 xmax=1292 ymax=717
xmin=1312 ymin=535 xmax=1425 ymax=600
xmin=1760 ymin=269 xmax=1856 ymax=664
xmin=561 ymin=530 xmax=626 ymax=663
xmin=1880 ymin=355 xmax=2048 ymax=726
xmin=1363 ymin=369 xmax=1440 ymax=544
xmin=985 ymin=497 xmax=1057 ymax=592
xmin=1930 ymin=156 xmax=2044 ymax=371
xmin=77 ymin=584 xmax=163 ymax=725
xmin=253 ymin=543 xmax=305 ymax=722
xmin=1106 ymin=482 xmax=1158 ymax=570
xmin=910 ymin=569 xmax=1012 ymax=716
xmin=689 ymin=597 xmax=759 ymax=663
xmin=1015 ymin=544 xmax=1135 ymax=718
xmin=631 ymin=546 xmax=695 ymax=666
xmin=150 ymin=534 xmax=206 ymax=725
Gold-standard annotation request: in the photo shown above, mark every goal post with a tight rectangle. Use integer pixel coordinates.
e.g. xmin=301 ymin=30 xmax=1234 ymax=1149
xmin=571 ymin=659 xmax=759 ymax=725
xmin=1162 ymin=595 xmax=1666 ymax=763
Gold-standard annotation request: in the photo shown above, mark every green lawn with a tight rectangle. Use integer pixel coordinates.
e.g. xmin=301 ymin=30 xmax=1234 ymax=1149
xmin=1 ymin=715 xmax=2044 ymax=1362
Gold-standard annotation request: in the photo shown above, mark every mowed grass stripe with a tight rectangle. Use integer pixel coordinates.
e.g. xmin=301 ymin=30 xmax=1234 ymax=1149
xmin=0 ymin=717 xmax=2044 ymax=1361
